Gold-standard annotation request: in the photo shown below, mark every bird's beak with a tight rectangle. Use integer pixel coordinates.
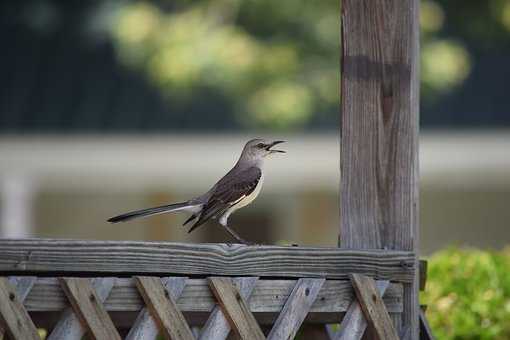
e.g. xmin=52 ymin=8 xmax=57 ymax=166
xmin=267 ymin=140 xmax=286 ymax=153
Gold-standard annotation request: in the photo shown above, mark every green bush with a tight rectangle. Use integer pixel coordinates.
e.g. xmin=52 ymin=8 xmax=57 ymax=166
xmin=422 ymin=247 xmax=510 ymax=340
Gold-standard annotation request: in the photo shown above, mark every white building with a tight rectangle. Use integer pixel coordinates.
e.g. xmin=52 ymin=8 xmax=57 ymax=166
xmin=1 ymin=131 xmax=509 ymax=255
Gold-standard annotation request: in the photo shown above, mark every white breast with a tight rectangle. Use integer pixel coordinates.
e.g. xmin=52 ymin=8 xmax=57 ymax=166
xmin=236 ymin=173 xmax=264 ymax=210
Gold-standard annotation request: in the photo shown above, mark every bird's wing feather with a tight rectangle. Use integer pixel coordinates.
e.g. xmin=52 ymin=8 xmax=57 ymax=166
xmin=188 ymin=167 xmax=262 ymax=232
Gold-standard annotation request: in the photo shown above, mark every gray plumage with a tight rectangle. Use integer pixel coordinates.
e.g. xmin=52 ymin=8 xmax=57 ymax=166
xmin=108 ymin=138 xmax=285 ymax=244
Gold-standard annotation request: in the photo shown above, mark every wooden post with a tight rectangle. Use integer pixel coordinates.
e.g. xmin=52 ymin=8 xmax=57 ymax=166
xmin=339 ymin=0 xmax=420 ymax=338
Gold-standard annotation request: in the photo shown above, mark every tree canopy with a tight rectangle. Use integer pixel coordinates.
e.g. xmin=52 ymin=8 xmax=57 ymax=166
xmin=107 ymin=0 xmax=507 ymax=129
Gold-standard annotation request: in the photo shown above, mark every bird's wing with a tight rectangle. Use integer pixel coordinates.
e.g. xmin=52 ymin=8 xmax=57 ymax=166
xmin=188 ymin=167 xmax=262 ymax=232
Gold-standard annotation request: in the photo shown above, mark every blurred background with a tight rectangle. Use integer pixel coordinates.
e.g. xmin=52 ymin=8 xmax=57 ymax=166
xmin=0 ymin=0 xmax=509 ymax=338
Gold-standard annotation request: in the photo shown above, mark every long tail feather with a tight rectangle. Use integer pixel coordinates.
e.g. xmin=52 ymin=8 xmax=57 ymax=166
xmin=108 ymin=202 xmax=191 ymax=223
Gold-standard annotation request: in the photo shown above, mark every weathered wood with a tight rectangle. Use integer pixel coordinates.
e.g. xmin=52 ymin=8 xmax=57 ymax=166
xmin=350 ymin=274 xmax=398 ymax=340
xmin=390 ymin=312 xmax=403 ymax=339
xmin=134 ymin=276 xmax=194 ymax=340
xmin=0 ymin=239 xmax=415 ymax=282
xmin=335 ymin=280 xmax=389 ymax=340
xmin=0 ymin=277 xmax=36 ymax=339
xmin=340 ymin=0 xmax=420 ymax=337
xmin=48 ymin=278 xmax=115 ymax=340
xmin=126 ymin=277 xmax=187 ymax=340
xmin=208 ymin=277 xmax=265 ymax=340
xmin=21 ymin=277 xmax=403 ymax=315
xmin=0 ymin=277 xmax=38 ymax=340
xmin=59 ymin=278 xmax=121 ymax=340
xmin=7 ymin=276 xmax=37 ymax=301
xmin=267 ymin=278 xmax=325 ymax=340
xmin=339 ymin=0 xmax=420 ymax=251
xmin=199 ymin=277 xmax=258 ymax=340
xmin=419 ymin=309 xmax=435 ymax=340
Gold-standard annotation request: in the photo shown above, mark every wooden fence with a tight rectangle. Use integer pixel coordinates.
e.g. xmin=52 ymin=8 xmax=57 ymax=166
xmin=0 ymin=0 xmax=429 ymax=338
xmin=0 ymin=239 xmax=430 ymax=340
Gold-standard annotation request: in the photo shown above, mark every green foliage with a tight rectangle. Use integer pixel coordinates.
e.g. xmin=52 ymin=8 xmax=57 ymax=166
xmin=109 ymin=0 xmax=339 ymax=130
xmin=105 ymin=0 xmax=477 ymax=130
xmin=98 ymin=0 xmax=510 ymax=129
xmin=422 ymin=248 xmax=510 ymax=340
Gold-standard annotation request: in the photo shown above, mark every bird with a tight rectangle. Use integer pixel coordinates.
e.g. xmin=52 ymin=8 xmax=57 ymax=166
xmin=107 ymin=139 xmax=285 ymax=244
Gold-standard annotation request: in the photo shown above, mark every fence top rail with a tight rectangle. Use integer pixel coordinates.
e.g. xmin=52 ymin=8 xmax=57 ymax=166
xmin=0 ymin=239 xmax=415 ymax=282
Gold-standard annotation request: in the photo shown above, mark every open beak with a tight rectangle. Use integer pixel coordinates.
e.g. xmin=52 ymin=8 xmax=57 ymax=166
xmin=266 ymin=140 xmax=286 ymax=153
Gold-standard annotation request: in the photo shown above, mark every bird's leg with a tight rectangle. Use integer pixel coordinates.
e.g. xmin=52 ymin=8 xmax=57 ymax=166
xmin=220 ymin=223 xmax=253 ymax=245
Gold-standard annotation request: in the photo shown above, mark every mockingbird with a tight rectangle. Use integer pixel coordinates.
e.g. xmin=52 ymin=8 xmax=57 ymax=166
xmin=108 ymin=139 xmax=285 ymax=244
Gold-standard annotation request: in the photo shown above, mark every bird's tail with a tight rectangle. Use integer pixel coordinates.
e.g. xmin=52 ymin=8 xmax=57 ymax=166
xmin=107 ymin=201 xmax=193 ymax=223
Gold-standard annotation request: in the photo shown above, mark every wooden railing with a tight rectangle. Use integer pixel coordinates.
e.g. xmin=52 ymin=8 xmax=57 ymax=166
xmin=0 ymin=239 xmax=419 ymax=340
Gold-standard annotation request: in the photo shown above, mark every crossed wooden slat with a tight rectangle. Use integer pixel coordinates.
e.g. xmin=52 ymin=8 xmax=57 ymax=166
xmin=128 ymin=274 xmax=401 ymax=340
xmin=0 ymin=275 xmax=434 ymax=340
xmin=59 ymin=277 xmax=121 ymax=340
xmin=48 ymin=278 xmax=116 ymax=340
xmin=199 ymin=277 xmax=258 ymax=340
xmin=267 ymin=278 xmax=325 ymax=340
xmin=334 ymin=278 xmax=391 ymax=340
xmin=208 ymin=277 xmax=266 ymax=340
xmin=0 ymin=277 xmax=38 ymax=340
xmin=327 ymin=274 xmax=405 ymax=340
xmin=134 ymin=276 xmax=194 ymax=340
xmin=127 ymin=277 xmax=187 ymax=340
xmin=206 ymin=277 xmax=326 ymax=340
xmin=0 ymin=275 xmax=326 ymax=340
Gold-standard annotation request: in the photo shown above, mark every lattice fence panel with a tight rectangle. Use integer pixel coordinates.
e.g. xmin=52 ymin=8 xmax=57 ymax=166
xmin=0 ymin=275 xmax=408 ymax=340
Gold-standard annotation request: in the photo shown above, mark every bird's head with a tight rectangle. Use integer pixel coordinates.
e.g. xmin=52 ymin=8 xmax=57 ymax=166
xmin=242 ymin=138 xmax=286 ymax=161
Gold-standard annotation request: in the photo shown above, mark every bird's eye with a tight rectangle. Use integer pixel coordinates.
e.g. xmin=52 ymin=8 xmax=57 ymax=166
xmin=256 ymin=143 xmax=265 ymax=148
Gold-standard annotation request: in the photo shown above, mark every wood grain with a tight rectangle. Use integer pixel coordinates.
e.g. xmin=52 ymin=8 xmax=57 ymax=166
xmin=126 ymin=277 xmax=187 ymax=340
xmin=0 ymin=277 xmax=39 ymax=340
xmin=340 ymin=0 xmax=420 ymax=337
xmin=59 ymin=278 xmax=121 ymax=340
xmin=48 ymin=278 xmax=115 ymax=340
xmin=19 ymin=277 xmax=403 ymax=315
xmin=335 ymin=280 xmax=389 ymax=340
xmin=208 ymin=277 xmax=265 ymax=340
xmin=0 ymin=277 xmax=36 ymax=339
xmin=199 ymin=277 xmax=258 ymax=340
xmin=350 ymin=274 xmax=398 ymax=340
xmin=267 ymin=278 xmax=325 ymax=340
xmin=7 ymin=276 xmax=36 ymax=301
xmin=134 ymin=276 xmax=194 ymax=340
xmin=0 ymin=239 xmax=415 ymax=282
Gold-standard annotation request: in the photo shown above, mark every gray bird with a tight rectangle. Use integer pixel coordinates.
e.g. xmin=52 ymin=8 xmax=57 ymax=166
xmin=108 ymin=139 xmax=285 ymax=244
